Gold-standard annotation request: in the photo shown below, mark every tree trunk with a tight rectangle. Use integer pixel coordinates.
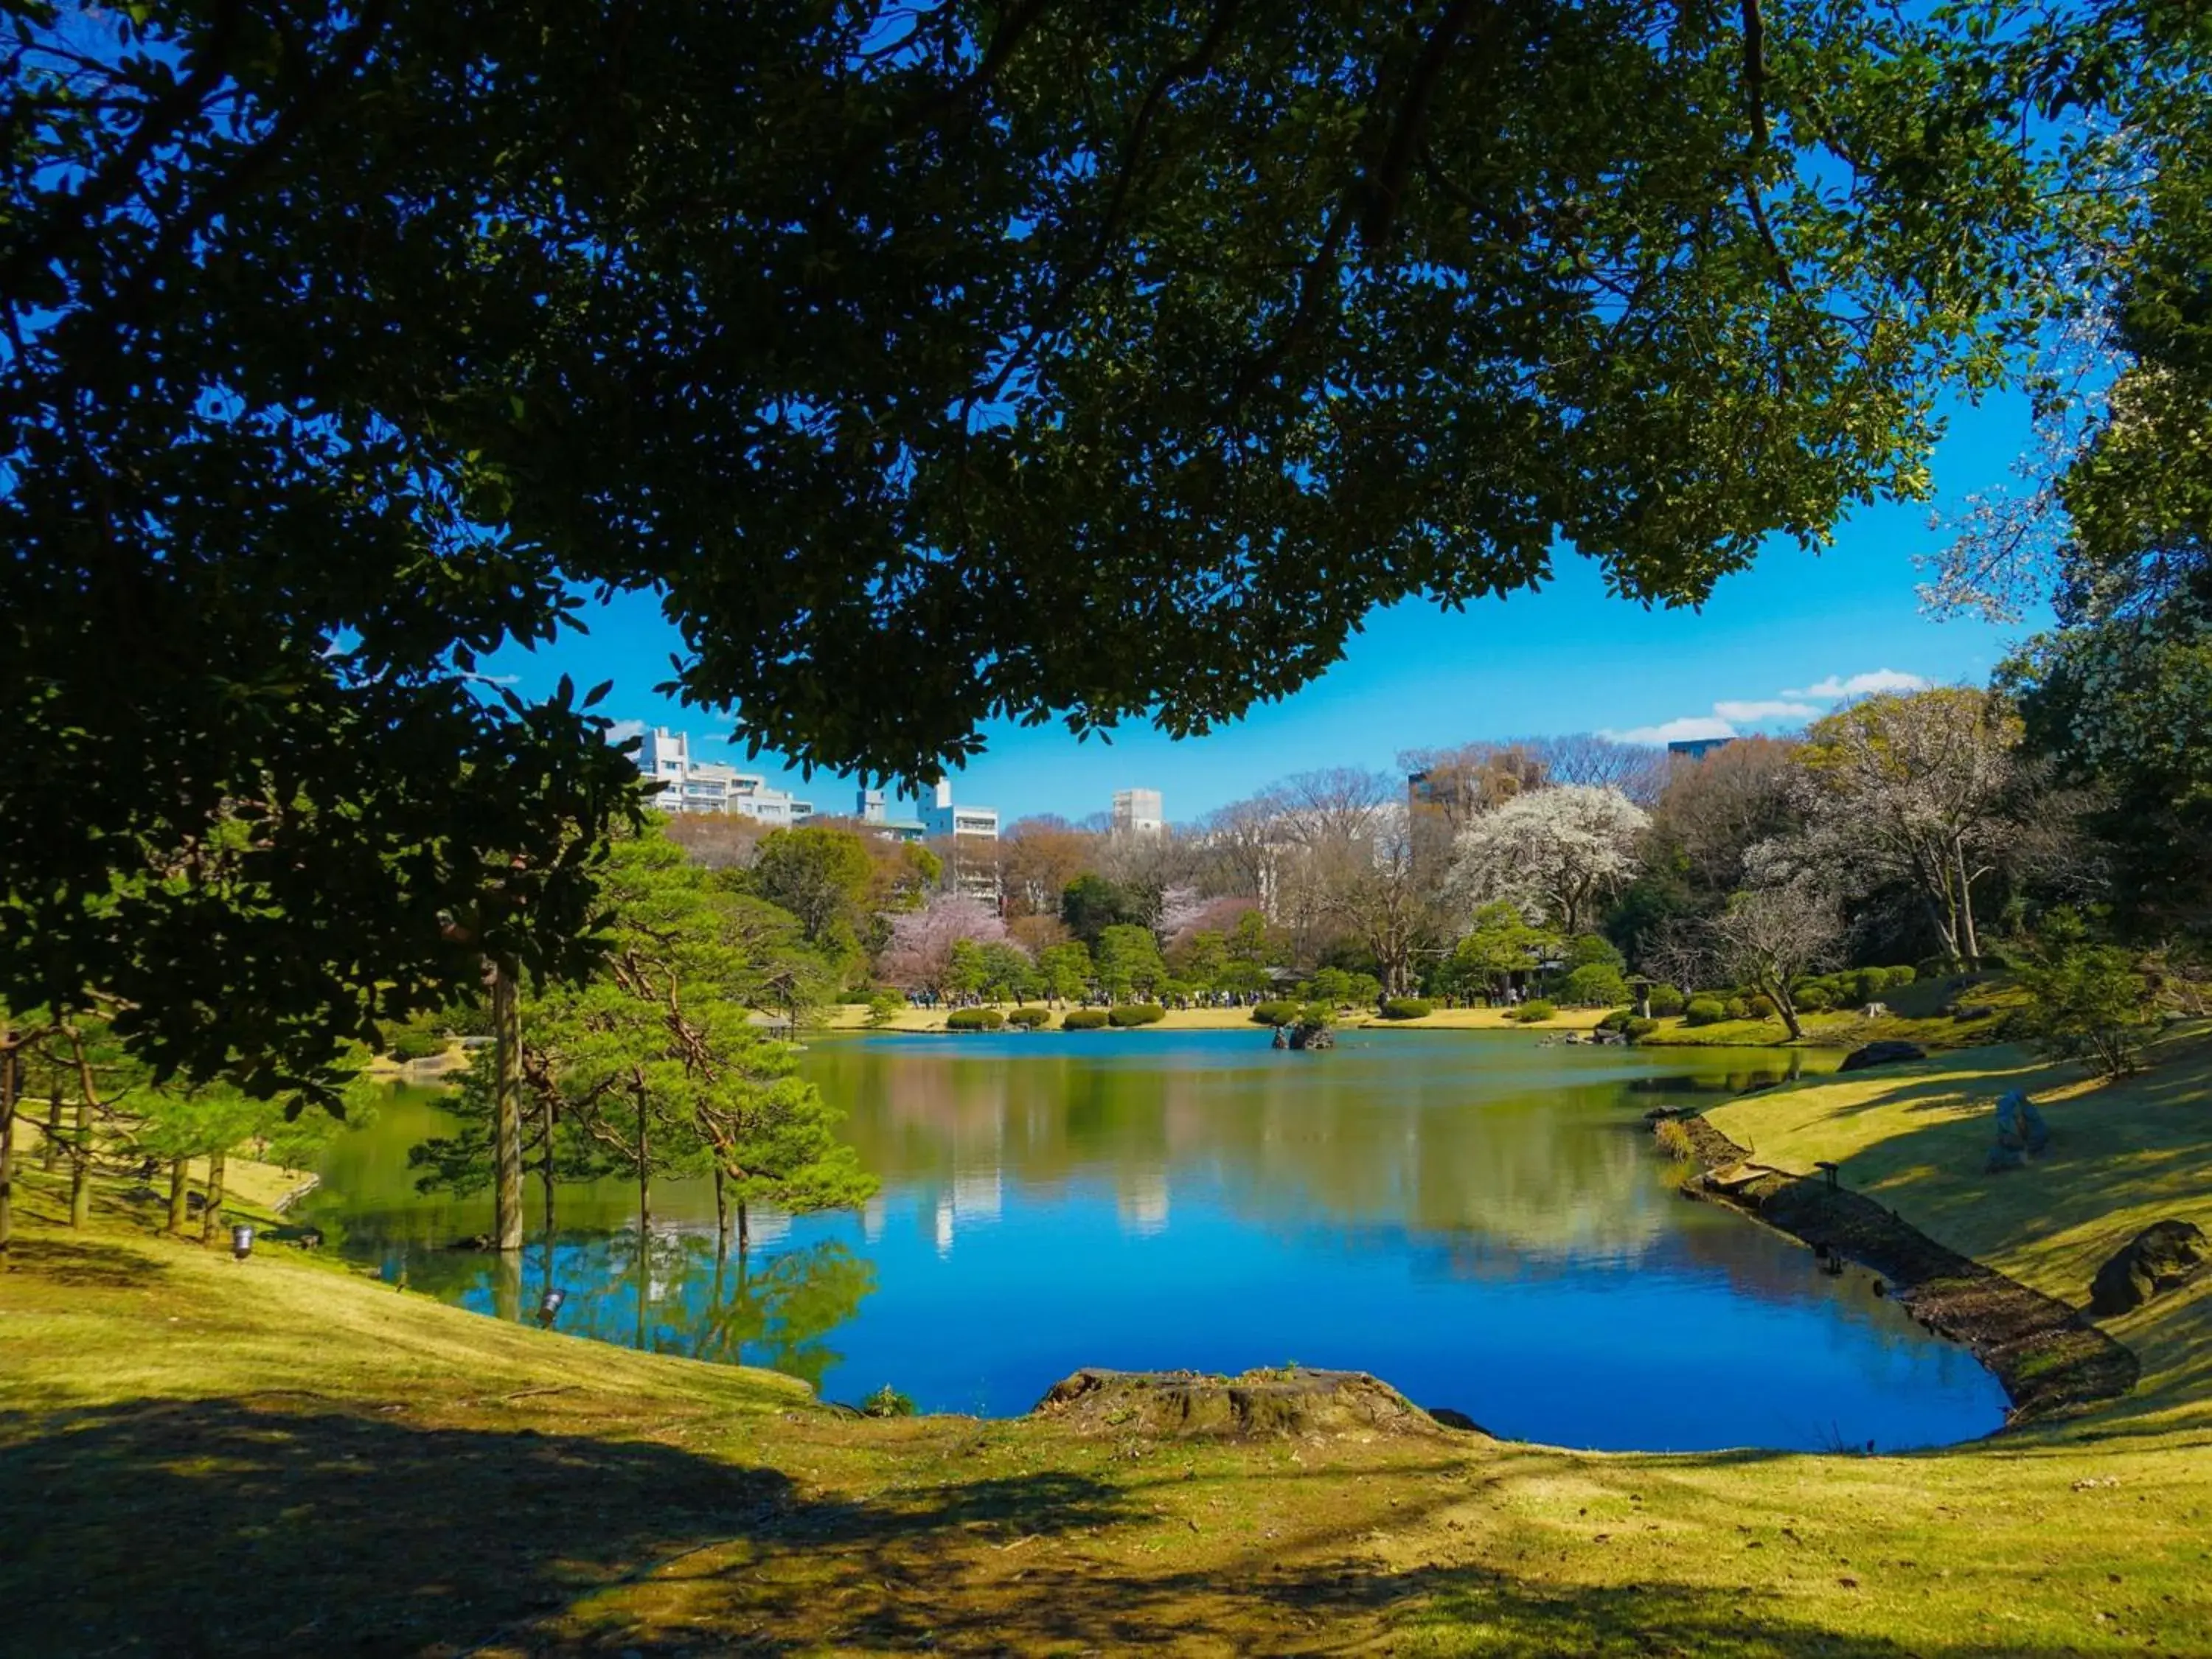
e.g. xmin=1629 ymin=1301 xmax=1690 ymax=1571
xmin=167 ymin=1159 xmax=190 ymax=1234
xmin=738 ymin=1197 xmax=750 ymax=1251
xmin=69 ymin=1096 xmax=91 ymax=1229
xmin=0 ymin=1046 xmax=16 ymax=1260
xmin=1775 ymin=987 xmax=1806 ymax=1043
xmin=636 ymin=1102 xmax=650 ymax=1235
xmin=714 ymin=1166 xmax=729 ymax=1240
xmin=490 ymin=958 xmax=524 ymax=1253
xmin=41 ymin=1088 xmax=60 ymax=1172
xmin=201 ymin=1148 xmax=226 ymax=1245
xmin=1955 ymin=844 xmax=1982 ymax=970
xmin=491 ymin=1248 xmax=522 ymax=1325
xmin=538 ymin=1093 xmax=557 ymax=1238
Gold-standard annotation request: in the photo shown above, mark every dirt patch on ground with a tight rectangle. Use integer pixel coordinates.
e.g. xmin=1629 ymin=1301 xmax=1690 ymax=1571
xmin=1658 ymin=1110 xmax=2138 ymax=1425
xmin=1032 ymin=1366 xmax=1461 ymax=1440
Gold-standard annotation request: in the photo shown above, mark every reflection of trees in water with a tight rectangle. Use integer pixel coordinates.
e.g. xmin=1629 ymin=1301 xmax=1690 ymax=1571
xmin=807 ymin=1043 xmax=1807 ymax=1264
xmin=552 ymin=1228 xmax=875 ymax=1388
xmin=678 ymin=1237 xmax=875 ymax=1391
xmin=347 ymin=1225 xmax=874 ymax=1392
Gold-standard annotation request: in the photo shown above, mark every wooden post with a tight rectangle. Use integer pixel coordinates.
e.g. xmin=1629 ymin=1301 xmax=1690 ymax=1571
xmin=490 ymin=959 xmax=524 ymax=1253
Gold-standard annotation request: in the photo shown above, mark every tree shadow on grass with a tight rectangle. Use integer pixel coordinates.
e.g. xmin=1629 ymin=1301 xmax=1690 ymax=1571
xmin=0 ymin=1236 xmax=171 ymax=1287
xmin=0 ymin=1398 xmax=2175 ymax=1657
xmin=555 ymin=1498 xmax=2163 ymax=1659
xmin=0 ymin=1396 xmax=1130 ymax=1658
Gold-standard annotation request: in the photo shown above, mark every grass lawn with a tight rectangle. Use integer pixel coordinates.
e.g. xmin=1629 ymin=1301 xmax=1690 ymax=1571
xmin=4 ymin=1033 xmax=2211 ymax=1655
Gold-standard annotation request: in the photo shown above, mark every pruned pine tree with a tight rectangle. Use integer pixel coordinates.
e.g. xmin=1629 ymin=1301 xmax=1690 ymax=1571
xmin=420 ymin=828 xmax=871 ymax=1252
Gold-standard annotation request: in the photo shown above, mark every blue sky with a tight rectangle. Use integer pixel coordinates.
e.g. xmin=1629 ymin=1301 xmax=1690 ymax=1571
xmin=489 ymin=389 xmax=2047 ymax=827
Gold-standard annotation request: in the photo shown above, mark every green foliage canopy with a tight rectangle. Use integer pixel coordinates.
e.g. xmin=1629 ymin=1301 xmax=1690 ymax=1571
xmin=1 ymin=1 xmax=2079 ymax=1087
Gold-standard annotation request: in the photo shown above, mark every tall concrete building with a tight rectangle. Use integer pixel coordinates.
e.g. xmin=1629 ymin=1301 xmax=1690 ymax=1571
xmin=1111 ymin=787 xmax=1164 ymax=838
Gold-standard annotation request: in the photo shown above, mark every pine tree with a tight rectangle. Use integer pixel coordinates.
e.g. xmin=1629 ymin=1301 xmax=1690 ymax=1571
xmin=417 ymin=826 xmax=874 ymax=1253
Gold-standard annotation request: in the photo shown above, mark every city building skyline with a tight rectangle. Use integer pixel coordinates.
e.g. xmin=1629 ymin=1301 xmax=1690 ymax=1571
xmin=1110 ymin=787 xmax=1164 ymax=838
xmin=633 ymin=726 xmax=815 ymax=824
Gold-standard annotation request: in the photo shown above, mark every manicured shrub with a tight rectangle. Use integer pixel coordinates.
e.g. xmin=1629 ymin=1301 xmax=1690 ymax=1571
xmin=1565 ymin=933 xmax=1627 ymax=971
xmin=2018 ymin=936 xmax=2157 ymax=1077
xmin=945 ymin=1006 xmax=1006 ymax=1031
xmin=1744 ymin=992 xmax=1776 ymax=1020
xmin=1108 ymin=1003 xmax=1167 ymax=1027
xmin=1646 ymin=984 xmax=1686 ymax=1018
xmin=1880 ymin=964 xmax=1919 ymax=990
xmin=1624 ymin=1017 xmax=1660 ymax=1039
xmin=1724 ymin=997 xmax=1752 ymax=1020
xmin=1510 ymin=998 xmax=1557 ymax=1023
xmin=1598 ymin=1009 xmax=1634 ymax=1033
xmin=1379 ymin=997 xmax=1433 ymax=1020
xmin=1061 ymin=1007 xmax=1110 ymax=1029
xmin=1251 ymin=1001 xmax=1303 ymax=1027
xmin=861 ymin=1385 xmax=916 ymax=1418
xmin=1005 ymin=1005 xmax=1052 ymax=1029
xmin=1684 ymin=996 xmax=1728 ymax=1027
xmin=1794 ymin=984 xmax=1834 ymax=1012
xmin=1557 ymin=964 xmax=1630 ymax=1008
xmin=387 ymin=1029 xmax=445 ymax=1062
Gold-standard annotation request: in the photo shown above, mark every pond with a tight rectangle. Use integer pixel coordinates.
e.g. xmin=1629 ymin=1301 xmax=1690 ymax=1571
xmin=307 ymin=1029 xmax=2010 ymax=1452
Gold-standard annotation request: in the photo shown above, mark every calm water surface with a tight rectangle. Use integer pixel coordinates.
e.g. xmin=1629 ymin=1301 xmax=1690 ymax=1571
xmin=310 ymin=1030 xmax=2008 ymax=1451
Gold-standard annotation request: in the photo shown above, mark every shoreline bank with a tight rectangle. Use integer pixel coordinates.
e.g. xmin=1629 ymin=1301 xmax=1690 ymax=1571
xmin=1655 ymin=1105 xmax=2138 ymax=1425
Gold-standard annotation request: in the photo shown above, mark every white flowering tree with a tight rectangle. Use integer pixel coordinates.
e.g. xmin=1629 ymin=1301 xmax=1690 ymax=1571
xmin=1449 ymin=785 xmax=1649 ymax=936
xmin=877 ymin=895 xmax=1012 ymax=994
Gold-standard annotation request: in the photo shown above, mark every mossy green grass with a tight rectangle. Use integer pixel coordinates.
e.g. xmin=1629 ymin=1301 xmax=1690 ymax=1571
xmin=4 ymin=1032 xmax=2209 ymax=1655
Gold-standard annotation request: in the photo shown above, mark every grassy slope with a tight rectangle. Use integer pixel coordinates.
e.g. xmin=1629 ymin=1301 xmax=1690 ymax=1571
xmin=1705 ymin=1032 xmax=2212 ymax=1442
xmin=5 ymin=1042 xmax=2212 ymax=1657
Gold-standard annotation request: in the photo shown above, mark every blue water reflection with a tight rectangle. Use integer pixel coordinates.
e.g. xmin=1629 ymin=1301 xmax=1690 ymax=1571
xmin=313 ymin=1030 xmax=2008 ymax=1451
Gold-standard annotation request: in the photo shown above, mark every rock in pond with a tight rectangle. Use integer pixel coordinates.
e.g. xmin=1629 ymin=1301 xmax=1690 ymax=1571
xmin=1425 ymin=1406 xmax=1493 ymax=1434
xmin=2089 ymin=1220 xmax=2209 ymax=1316
xmin=1034 ymin=1366 xmax=1449 ymax=1439
xmin=1839 ymin=1040 xmax=1925 ymax=1073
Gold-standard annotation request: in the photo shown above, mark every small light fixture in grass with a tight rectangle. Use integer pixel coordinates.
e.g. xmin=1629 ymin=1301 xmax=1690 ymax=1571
xmin=230 ymin=1223 xmax=254 ymax=1261
xmin=538 ymin=1287 xmax=568 ymax=1327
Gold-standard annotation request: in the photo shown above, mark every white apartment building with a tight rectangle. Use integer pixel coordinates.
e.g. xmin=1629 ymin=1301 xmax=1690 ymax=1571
xmin=917 ymin=779 xmax=1001 ymax=842
xmin=858 ymin=780 xmax=1000 ymax=901
xmin=1111 ymin=787 xmax=1164 ymax=838
xmin=634 ymin=727 xmax=815 ymax=824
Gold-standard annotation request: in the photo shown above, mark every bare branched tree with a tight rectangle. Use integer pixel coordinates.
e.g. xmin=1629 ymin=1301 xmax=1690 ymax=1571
xmin=1791 ymin=689 xmax=2042 ymax=969
xmin=1708 ymin=873 xmax=1845 ymax=1040
xmin=1522 ymin=734 xmax=1672 ymax=805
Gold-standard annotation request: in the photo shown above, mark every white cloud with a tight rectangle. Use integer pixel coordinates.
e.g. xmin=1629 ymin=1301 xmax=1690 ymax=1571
xmin=1713 ymin=699 xmax=1820 ymax=723
xmin=1603 ymin=715 xmax=1738 ymax=747
xmin=1781 ymin=669 xmax=1931 ymax=700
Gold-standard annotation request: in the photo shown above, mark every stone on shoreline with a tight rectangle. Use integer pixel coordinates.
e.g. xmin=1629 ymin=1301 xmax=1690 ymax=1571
xmin=1032 ymin=1366 xmax=1453 ymax=1439
xmin=2089 ymin=1220 xmax=2208 ymax=1317
xmin=1839 ymin=1040 xmax=1925 ymax=1073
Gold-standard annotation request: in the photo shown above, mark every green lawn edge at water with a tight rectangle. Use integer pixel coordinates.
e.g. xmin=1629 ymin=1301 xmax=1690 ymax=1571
xmin=4 ymin=1038 xmax=2210 ymax=1655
